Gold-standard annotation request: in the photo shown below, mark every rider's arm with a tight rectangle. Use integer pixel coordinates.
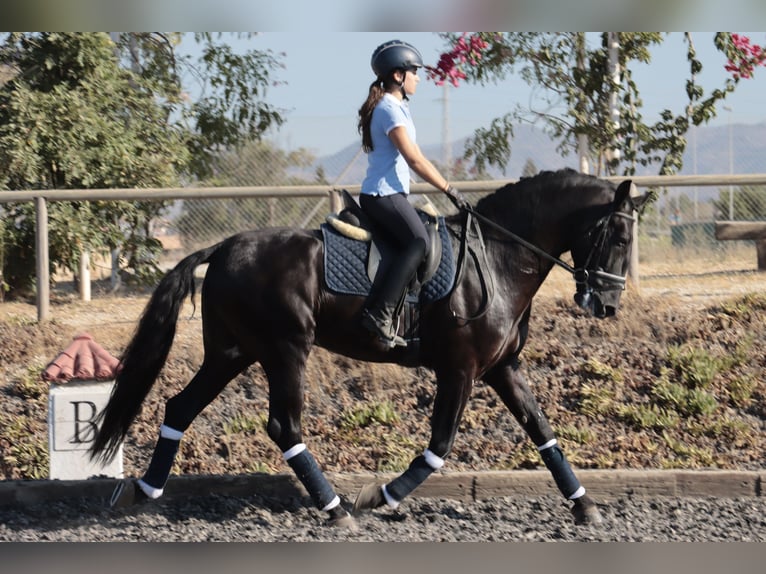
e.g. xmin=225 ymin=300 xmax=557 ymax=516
xmin=388 ymin=126 xmax=451 ymax=193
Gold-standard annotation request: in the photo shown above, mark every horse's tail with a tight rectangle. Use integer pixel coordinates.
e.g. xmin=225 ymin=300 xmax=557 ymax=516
xmin=89 ymin=243 xmax=221 ymax=464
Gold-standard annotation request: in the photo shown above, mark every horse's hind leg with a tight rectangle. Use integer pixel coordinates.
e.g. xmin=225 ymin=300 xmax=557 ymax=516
xmin=112 ymin=354 xmax=249 ymax=507
xmin=483 ymin=363 xmax=603 ymax=525
xmin=354 ymin=369 xmax=473 ymax=512
xmin=261 ymin=339 xmax=356 ymax=529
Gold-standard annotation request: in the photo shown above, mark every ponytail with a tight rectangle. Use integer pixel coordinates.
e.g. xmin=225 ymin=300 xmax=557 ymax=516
xmin=357 ymin=79 xmax=386 ymax=153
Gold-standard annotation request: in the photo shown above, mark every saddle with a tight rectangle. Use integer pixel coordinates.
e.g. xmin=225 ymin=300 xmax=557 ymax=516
xmin=321 ymin=189 xmax=455 ymax=303
xmin=325 ymin=189 xmax=443 ymax=289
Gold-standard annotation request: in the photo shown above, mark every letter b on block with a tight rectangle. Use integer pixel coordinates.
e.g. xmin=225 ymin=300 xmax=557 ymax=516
xmin=71 ymin=400 xmax=98 ymax=444
xmin=48 ymin=381 xmax=123 ymax=480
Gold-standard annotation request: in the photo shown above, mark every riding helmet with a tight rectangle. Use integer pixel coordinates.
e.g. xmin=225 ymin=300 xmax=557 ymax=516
xmin=371 ymin=40 xmax=423 ymax=78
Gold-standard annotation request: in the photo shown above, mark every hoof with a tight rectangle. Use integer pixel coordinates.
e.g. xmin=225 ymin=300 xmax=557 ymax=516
xmin=109 ymin=478 xmax=148 ymax=509
xmin=352 ymin=483 xmax=385 ymax=513
xmin=571 ymin=495 xmax=603 ymax=526
xmin=328 ymin=512 xmax=359 ymax=531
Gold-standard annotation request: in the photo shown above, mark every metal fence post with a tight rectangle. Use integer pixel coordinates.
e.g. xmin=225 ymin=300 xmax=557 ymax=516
xmin=35 ymin=196 xmax=50 ymax=321
xmin=628 ymin=182 xmax=640 ymax=292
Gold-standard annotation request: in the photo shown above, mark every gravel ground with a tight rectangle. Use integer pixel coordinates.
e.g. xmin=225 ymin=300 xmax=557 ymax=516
xmin=1 ymin=492 xmax=764 ymax=542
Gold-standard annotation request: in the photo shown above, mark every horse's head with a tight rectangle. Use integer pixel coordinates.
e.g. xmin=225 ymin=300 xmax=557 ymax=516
xmin=569 ymin=179 xmax=652 ymax=318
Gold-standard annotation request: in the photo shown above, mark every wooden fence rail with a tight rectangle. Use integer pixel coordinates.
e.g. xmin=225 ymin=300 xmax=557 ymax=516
xmin=715 ymin=220 xmax=766 ymax=271
xmin=2 ymin=174 xmax=766 ymax=321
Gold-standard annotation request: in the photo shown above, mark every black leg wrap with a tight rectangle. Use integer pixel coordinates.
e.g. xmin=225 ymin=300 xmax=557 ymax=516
xmin=539 ymin=442 xmax=583 ymax=499
xmin=141 ymin=435 xmax=180 ymax=490
xmin=385 ymin=455 xmax=435 ymax=504
xmin=286 ymin=447 xmax=339 ymax=511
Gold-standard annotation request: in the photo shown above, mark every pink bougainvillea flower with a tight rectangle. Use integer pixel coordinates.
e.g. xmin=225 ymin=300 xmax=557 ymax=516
xmin=427 ymin=33 xmax=490 ymax=87
xmin=725 ymin=33 xmax=766 ymax=80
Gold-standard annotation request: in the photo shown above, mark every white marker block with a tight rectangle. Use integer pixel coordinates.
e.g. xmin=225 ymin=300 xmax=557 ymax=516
xmin=48 ymin=380 xmax=123 ymax=480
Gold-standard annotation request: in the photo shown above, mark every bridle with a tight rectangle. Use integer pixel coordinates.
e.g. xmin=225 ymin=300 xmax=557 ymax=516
xmin=449 ymin=203 xmax=636 ymax=322
xmin=571 ymin=210 xmax=636 ymax=308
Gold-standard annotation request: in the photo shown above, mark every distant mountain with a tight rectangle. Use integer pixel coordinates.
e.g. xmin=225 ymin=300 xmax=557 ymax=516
xmin=313 ymin=121 xmax=766 ymax=185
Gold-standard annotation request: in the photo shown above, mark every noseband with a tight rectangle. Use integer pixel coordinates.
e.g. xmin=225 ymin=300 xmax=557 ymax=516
xmin=575 ymin=210 xmax=635 ymax=290
xmin=572 ymin=210 xmax=635 ymax=308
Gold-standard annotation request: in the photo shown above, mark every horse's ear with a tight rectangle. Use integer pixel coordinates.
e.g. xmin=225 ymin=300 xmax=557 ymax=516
xmin=613 ymin=180 xmax=633 ymax=206
xmin=614 ymin=180 xmax=652 ymax=216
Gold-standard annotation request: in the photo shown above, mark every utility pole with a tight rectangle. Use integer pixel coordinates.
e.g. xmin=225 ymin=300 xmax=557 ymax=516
xmin=441 ymin=83 xmax=452 ymax=177
xmin=607 ymin=32 xmax=621 ymax=167
xmin=576 ymin=33 xmax=590 ymax=174
xmin=723 ymin=105 xmax=734 ymax=220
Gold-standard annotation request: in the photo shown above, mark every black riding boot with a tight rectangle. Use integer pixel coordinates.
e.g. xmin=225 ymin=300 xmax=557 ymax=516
xmin=362 ymin=239 xmax=426 ymax=348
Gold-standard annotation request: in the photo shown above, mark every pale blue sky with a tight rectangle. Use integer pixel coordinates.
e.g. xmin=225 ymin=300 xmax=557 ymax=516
xmin=190 ymin=32 xmax=766 ymax=157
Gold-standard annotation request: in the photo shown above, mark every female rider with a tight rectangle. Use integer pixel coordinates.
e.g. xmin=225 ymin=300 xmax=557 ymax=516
xmin=357 ymin=39 xmax=470 ymax=347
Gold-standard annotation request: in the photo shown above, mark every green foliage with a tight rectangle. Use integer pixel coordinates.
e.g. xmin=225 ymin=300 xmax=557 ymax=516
xmin=4 ymin=440 xmax=49 ymax=479
xmin=577 ymin=359 xmax=623 ymax=420
xmin=15 ymin=363 xmax=48 ymax=401
xmin=686 ymin=416 xmax=753 ymax=442
xmin=579 ymin=358 xmax=623 ymax=383
xmin=555 ymin=424 xmax=596 ymax=445
xmin=712 ymin=185 xmax=766 ymax=220
xmin=495 ymin=440 xmax=540 ymax=470
xmin=176 ymin=140 xmax=318 ymax=244
xmin=578 ymin=383 xmax=616 ymax=418
xmin=0 ymin=413 xmax=49 ymax=479
xmin=376 ymin=436 xmax=419 ymax=473
xmin=717 ymin=293 xmax=766 ymax=318
xmin=223 ymin=413 xmax=267 ymax=436
xmin=728 ymin=375 xmax=757 ymax=408
xmin=0 ymin=32 xmax=285 ymax=295
xmin=665 ymin=344 xmax=721 ymax=390
xmin=185 ymin=33 xmax=286 ymax=180
xmin=651 ymin=372 xmax=718 ymax=417
xmin=441 ymin=32 xmax=743 ymax=177
xmin=660 ymin=431 xmax=715 ymax=468
xmin=339 ymin=401 xmax=400 ymax=431
xmin=617 ymin=403 xmax=681 ymax=431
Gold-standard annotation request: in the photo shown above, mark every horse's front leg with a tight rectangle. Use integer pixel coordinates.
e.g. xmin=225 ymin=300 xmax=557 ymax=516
xmin=483 ymin=362 xmax=603 ymax=525
xmin=354 ymin=369 xmax=473 ymax=512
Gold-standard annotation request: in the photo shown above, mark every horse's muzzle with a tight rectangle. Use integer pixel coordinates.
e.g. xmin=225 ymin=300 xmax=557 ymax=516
xmin=574 ymin=289 xmax=619 ymax=318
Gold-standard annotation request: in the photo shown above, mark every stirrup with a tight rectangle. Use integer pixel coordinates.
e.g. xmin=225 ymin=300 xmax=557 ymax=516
xmin=361 ymin=310 xmax=407 ymax=348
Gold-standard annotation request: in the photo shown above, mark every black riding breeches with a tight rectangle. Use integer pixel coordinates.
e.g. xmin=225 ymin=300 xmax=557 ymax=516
xmin=359 ymin=192 xmax=429 ymax=250
xmin=359 ymin=192 xmax=428 ymax=308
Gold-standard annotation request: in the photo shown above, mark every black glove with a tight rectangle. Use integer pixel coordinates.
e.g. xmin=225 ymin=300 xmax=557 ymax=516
xmin=445 ymin=185 xmax=471 ymax=211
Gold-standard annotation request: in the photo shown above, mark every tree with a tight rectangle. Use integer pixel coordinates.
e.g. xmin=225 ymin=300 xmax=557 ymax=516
xmin=429 ymin=33 xmax=765 ymax=178
xmin=713 ymin=185 xmax=766 ymax=221
xmin=176 ymin=140 xmax=317 ymax=245
xmin=0 ymin=32 xmax=285 ymax=296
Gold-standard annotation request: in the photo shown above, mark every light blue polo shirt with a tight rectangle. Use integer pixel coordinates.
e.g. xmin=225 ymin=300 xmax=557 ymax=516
xmin=361 ymin=93 xmax=416 ymax=196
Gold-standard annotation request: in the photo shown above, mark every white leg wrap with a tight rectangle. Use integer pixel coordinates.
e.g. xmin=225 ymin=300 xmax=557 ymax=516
xmin=537 ymin=438 xmax=557 ymax=451
xmin=282 ymin=443 xmax=306 ymax=461
xmin=568 ymin=486 xmax=586 ymax=500
xmin=160 ymin=424 xmax=184 ymax=441
xmin=321 ymin=496 xmax=341 ymax=512
xmin=423 ymin=449 xmax=445 ymax=470
xmin=381 ymin=485 xmax=400 ymax=509
xmin=136 ymin=478 xmax=164 ymax=499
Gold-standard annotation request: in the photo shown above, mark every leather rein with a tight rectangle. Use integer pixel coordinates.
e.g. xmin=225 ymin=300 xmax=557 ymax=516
xmin=448 ymin=205 xmax=636 ymax=323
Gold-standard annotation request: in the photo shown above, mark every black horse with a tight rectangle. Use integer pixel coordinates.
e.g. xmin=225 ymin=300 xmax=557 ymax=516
xmin=90 ymin=168 xmax=651 ymax=529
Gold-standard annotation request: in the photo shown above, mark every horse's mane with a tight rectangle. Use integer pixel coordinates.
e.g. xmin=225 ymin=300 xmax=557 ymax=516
xmin=476 ymin=168 xmax=608 ymax=213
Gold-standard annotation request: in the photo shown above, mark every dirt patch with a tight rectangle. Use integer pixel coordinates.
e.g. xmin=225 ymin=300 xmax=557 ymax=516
xmin=1 ymin=268 xmax=765 ymax=481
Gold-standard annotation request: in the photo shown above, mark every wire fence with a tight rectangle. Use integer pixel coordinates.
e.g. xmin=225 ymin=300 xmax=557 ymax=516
xmin=2 ymin=127 xmax=766 ymax=321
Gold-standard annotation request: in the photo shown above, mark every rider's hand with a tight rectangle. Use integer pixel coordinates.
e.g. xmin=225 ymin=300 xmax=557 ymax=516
xmin=445 ymin=185 xmax=471 ymax=211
